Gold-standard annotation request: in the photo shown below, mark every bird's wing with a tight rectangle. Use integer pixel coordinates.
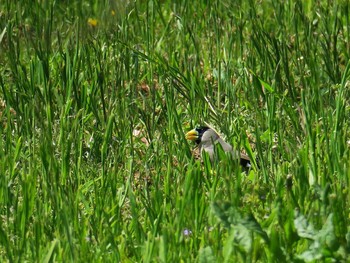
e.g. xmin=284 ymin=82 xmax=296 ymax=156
xmin=217 ymin=138 xmax=252 ymax=166
xmin=240 ymin=152 xmax=251 ymax=161
xmin=216 ymin=137 xmax=233 ymax=152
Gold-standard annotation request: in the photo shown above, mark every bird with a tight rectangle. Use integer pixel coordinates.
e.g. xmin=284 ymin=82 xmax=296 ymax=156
xmin=185 ymin=126 xmax=253 ymax=169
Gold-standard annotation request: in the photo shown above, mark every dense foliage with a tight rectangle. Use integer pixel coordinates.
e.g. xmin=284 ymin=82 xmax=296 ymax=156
xmin=0 ymin=0 xmax=349 ymax=262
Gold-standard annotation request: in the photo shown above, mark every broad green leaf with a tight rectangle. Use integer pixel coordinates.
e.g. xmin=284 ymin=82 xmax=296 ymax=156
xmin=198 ymin=247 xmax=216 ymax=263
xmin=294 ymin=212 xmax=316 ymax=240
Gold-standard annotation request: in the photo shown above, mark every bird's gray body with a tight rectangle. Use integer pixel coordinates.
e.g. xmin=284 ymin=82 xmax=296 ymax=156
xmin=199 ymin=129 xmax=241 ymax=161
xmin=186 ymin=126 xmax=252 ymax=168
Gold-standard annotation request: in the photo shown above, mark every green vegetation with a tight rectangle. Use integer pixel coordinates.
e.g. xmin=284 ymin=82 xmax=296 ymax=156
xmin=1 ymin=0 xmax=349 ymax=262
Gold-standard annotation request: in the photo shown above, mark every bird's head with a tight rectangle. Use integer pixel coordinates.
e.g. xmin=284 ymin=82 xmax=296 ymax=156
xmin=185 ymin=126 xmax=211 ymax=144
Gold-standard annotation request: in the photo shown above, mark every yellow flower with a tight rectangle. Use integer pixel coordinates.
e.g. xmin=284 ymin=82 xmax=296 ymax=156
xmin=111 ymin=10 xmax=115 ymax=16
xmin=87 ymin=18 xmax=98 ymax=27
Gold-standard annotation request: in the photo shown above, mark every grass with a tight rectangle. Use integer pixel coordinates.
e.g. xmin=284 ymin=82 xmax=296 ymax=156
xmin=0 ymin=0 xmax=349 ymax=262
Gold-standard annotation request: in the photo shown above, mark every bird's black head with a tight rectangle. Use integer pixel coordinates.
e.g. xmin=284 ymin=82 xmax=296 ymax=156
xmin=194 ymin=126 xmax=210 ymax=144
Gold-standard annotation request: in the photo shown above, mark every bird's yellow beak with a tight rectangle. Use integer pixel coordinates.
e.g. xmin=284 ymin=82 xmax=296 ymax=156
xmin=185 ymin=129 xmax=198 ymax=141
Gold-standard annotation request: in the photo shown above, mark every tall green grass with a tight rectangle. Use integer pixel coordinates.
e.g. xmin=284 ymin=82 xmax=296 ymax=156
xmin=0 ymin=0 xmax=349 ymax=261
